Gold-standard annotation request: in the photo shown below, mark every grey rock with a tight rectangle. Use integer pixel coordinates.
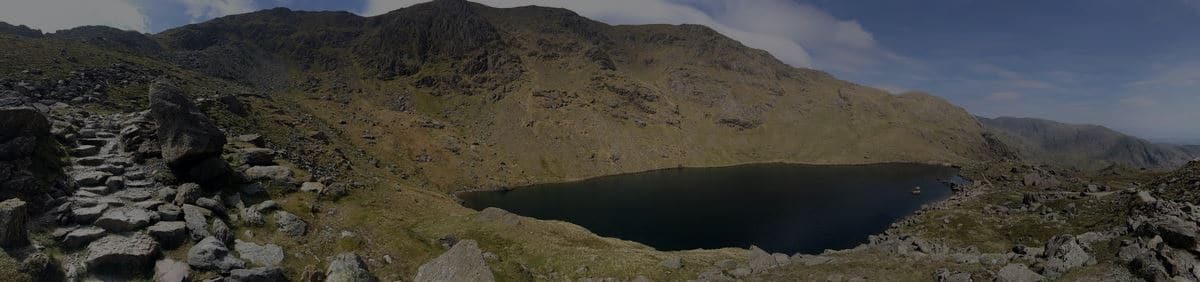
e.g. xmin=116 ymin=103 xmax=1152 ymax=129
xmin=157 ymin=203 xmax=182 ymax=221
xmin=182 ymin=204 xmax=212 ymax=241
xmin=147 ymin=221 xmax=187 ymax=248
xmin=196 ymin=197 xmax=226 ymax=216
xmin=62 ymin=226 xmax=106 ymax=249
xmin=1137 ymin=191 xmax=1157 ymax=204
xmin=187 ymin=236 xmax=245 ymax=273
xmin=235 ymin=240 xmax=284 ymax=267
xmin=148 ymin=79 xmax=226 ymax=171
xmin=73 ymin=171 xmax=111 ymax=186
xmin=154 ymin=259 xmax=190 ymax=282
xmin=241 ymin=148 xmax=275 ymax=166
xmin=474 ymin=207 xmax=522 ymax=227
xmin=934 ymin=268 xmax=973 ymax=282
xmin=245 ymin=166 xmax=294 ymax=183
xmin=254 ymin=200 xmax=278 ymax=212
xmin=274 ymin=211 xmax=307 ymax=237
xmin=729 ymin=267 xmax=752 ymax=278
xmin=996 ymin=264 xmax=1044 ymax=282
xmin=230 ymin=266 xmax=284 ymax=282
xmin=1152 ymin=216 xmax=1199 ymax=250
xmin=84 ymin=232 xmax=160 ymax=276
xmin=1041 ymin=234 xmax=1091 ymax=276
xmin=241 ymin=206 xmax=265 ymax=226
xmin=746 ymin=246 xmax=784 ymax=273
xmin=659 ymin=257 xmax=683 ymax=270
xmin=212 ymin=218 xmax=233 ymax=244
xmin=94 ymin=206 xmax=157 ymax=232
xmin=0 ymin=198 xmax=28 ymax=247
xmin=174 ymin=183 xmax=202 ymax=206
xmin=415 ymin=240 xmax=493 ymax=282
xmin=300 ymin=182 xmax=325 ymax=193
xmin=326 ymin=252 xmax=378 ymax=282
xmin=19 ymin=251 xmax=64 ymax=282
xmin=72 ymin=203 xmax=108 ymax=224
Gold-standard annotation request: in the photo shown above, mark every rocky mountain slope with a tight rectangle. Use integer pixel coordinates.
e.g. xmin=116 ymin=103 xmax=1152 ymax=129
xmin=131 ymin=0 xmax=997 ymax=192
xmin=979 ymin=116 xmax=1199 ymax=170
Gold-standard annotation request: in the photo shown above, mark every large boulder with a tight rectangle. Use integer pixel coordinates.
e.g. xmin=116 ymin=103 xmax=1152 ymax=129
xmin=0 ymin=198 xmax=29 ymax=248
xmin=187 ymin=236 xmax=246 ymax=273
xmin=0 ymin=107 xmax=49 ymax=160
xmin=415 ymin=240 xmax=495 ymax=282
xmin=325 ymin=252 xmax=378 ymax=282
xmin=0 ymin=108 xmax=58 ymax=207
xmin=147 ymin=79 xmax=226 ymax=173
xmin=84 ymin=232 xmax=161 ymax=276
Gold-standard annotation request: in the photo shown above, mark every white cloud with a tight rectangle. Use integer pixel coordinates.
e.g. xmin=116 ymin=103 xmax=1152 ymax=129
xmin=361 ymin=0 xmax=900 ymax=70
xmin=1128 ymin=62 xmax=1200 ymax=88
xmin=0 ymin=0 xmax=149 ymax=32
xmin=179 ymin=0 xmax=257 ymax=22
xmin=986 ymin=91 xmax=1022 ymax=102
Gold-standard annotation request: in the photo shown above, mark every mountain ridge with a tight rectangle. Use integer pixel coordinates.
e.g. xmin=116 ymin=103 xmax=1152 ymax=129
xmin=979 ymin=116 xmax=1199 ymax=170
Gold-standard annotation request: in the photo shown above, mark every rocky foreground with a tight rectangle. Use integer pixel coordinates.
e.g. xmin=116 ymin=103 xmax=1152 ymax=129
xmin=0 ymin=79 xmax=494 ymax=281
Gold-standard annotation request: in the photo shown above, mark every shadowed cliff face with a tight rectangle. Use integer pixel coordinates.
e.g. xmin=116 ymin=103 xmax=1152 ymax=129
xmin=979 ymin=116 xmax=1199 ymax=170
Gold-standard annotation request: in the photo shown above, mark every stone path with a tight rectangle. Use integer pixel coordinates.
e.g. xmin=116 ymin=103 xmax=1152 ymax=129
xmin=45 ymin=109 xmax=293 ymax=280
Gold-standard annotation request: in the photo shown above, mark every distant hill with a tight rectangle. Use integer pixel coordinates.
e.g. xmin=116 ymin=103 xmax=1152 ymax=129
xmin=978 ymin=116 xmax=1199 ymax=170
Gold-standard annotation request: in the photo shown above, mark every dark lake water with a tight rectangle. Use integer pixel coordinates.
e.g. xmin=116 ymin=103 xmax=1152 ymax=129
xmin=459 ymin=163 xmax=962 ymax=254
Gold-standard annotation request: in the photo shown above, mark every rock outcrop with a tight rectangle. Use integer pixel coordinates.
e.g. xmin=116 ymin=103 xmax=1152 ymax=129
xmin=325 ymin=252 xmax=377 ymax=282
xmin=147 ymin=79 xmax=229 ymax=182
xmin=0 ymin=107 xmax=63 ymax=209
xmin=0 ymin=198 xmax=29 ymax=248
xmin=415 ymin=239 xmax=495 ymax=282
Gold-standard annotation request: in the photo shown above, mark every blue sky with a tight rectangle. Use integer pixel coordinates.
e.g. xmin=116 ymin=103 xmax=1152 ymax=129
xmin=2 ymin=0 xmax=1197 ymax=141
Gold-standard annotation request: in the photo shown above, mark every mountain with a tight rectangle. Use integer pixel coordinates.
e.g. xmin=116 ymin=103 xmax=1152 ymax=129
xmin=979 ymin=116 xmax=1199 ymax=170
xmin=136 ymin=0 xmax=998 ymax=191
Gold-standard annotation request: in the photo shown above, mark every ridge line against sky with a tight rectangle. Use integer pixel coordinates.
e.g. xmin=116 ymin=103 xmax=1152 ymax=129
xmin=1 ymin=0 xmax=1198 ymax=142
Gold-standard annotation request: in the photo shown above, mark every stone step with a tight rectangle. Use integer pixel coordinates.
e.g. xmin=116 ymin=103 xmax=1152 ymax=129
xmin=78 ymin=138 xmax=108 ymax=147
xmin=112 ymin=188 xmax=156 ymax=202
xmin=71 ymin=145 xmax=100 ymax=157
xmin=126 ymin=180 xmax=155 ymax=188
xmin=76 ymin=157 xmax=107 ymax=166
xmin=79 ymin=186 xmax=110 ymax=195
